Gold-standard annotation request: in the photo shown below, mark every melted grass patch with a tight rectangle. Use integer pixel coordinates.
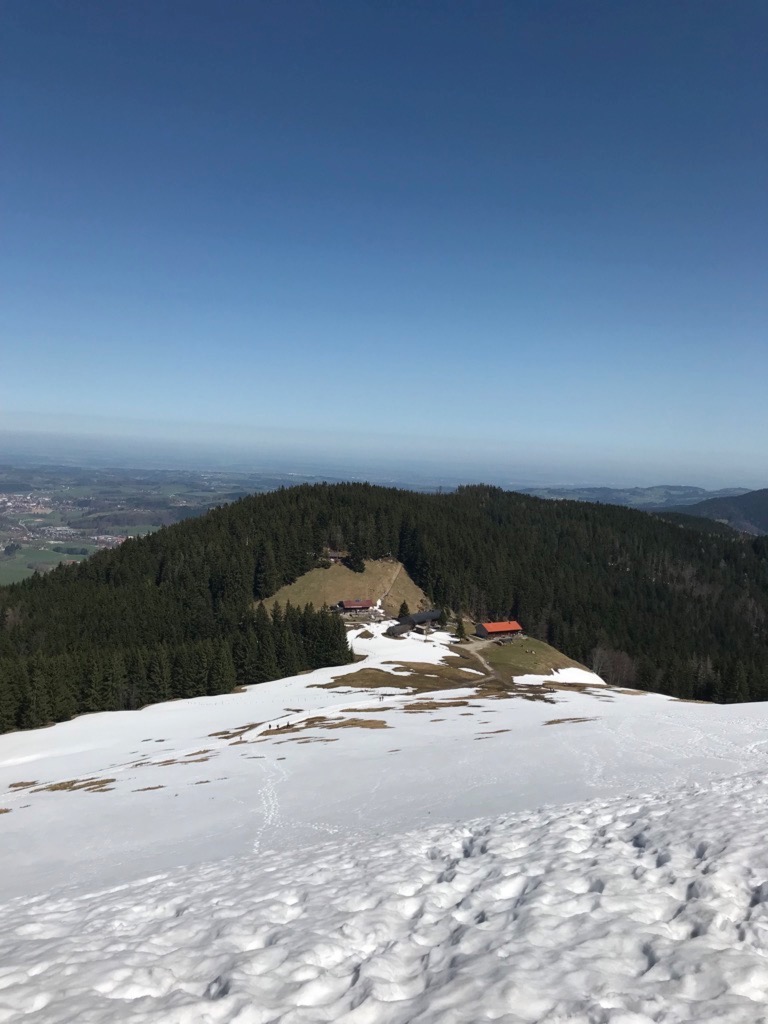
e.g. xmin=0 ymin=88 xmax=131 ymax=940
xmin=543 ymin=717 xmax=597 ymax=726
xmin=138 ymin=753 xmax=216 ymax=767
xmin=403 ymin=698 xmax=470 ymax=713
xmin=320 ymin=659 xmax=482 ymax=694
xmin=262 ymin=714 xmax=390 ymax=736
xmin=276 ymin=736 xmax=339 ymax=745
xmin=209 ymin=722 xmax=262 ymax=740
xmin=483 ymin=637 xmax=584 ymax=682
xmin=33 ymin=777 xmax=117 ymax=793
xmin=322 ymin=717 xmax=389 ymax=730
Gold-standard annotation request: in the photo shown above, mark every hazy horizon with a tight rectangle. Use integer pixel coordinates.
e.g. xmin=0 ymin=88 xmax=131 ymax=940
xmin=0 ymin=421 xmax=762 ymax=492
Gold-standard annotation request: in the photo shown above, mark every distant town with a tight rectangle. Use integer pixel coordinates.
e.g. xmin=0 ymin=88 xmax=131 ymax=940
xmin=0 ymin=464 xmax=306 ymax=585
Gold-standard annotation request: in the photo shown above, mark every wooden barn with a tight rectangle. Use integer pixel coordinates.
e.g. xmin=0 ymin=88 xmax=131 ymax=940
xmin=475 ymin=620 xmax=523 ymax=639
xmin=386 ymin=610 xmax=442 ymax=637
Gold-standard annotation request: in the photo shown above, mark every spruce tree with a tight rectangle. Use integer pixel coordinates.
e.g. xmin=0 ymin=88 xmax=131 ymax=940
xmin=209 ymin=641 xmax=236 ymax=694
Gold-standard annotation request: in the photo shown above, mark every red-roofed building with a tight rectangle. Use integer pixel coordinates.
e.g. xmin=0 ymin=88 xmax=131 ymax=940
xmin=475 ymin=620 xmax=523 ymax=639
xmin=337 ymin=599 xmax=374 ymax=613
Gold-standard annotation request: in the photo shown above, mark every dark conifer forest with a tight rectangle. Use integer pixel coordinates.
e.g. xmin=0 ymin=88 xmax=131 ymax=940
xmin=1 ymin=483 xmax=767 ymax=732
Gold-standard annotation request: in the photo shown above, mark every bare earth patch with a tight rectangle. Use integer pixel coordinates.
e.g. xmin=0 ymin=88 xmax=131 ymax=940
xmin=0 ymin=808 xmax=11 ymax=814
xmin=543 ymin=717 xmax=597 ymax=726
xmin=133 ymin=785 xmax=165 ymax=792
xmin=8 ymin=781 xmax=37 ymax=790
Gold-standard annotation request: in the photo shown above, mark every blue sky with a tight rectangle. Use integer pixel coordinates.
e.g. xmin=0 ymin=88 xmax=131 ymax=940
xmin=2 ymin=0 xmax=766 ymax=486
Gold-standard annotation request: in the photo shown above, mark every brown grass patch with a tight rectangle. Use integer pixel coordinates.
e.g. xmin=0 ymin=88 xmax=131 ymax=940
xmin=8 ymin=781 xmax=37 ymax=790
xmin=33 ymin=777 xmax=117 ymax=793
xmin=357 ymin=629 xmax=374 ymax=640
xmin=319 ymin=659 xmax=483 ymax=694
xmin=141 ymin=754 xmax=215 ymax=767
xmin=543 ymin=717 xmax=597 ymax=726
xmin=0 ymin=808 xmax=11 ymax=814
xmin=133 ymin=785 xmax=165 ymax=792
xmin=194 ymin=780 xmax=211 ymax=785
xmin=321 ymin=717 xmax=390 ymax=730
xmin=403 ymin=698 xmax=470 ymax=713
xmin=209 ymin=722 xmax=262 ymax=740
xmin=277 ymin=736 xmax=339 ymax=745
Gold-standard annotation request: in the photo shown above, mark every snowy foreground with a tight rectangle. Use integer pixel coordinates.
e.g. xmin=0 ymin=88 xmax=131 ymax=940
xmin=6 ymin=774 xmax=768 ymax=1023
xmin=4 ymin=623 xmax=768 ymax=1022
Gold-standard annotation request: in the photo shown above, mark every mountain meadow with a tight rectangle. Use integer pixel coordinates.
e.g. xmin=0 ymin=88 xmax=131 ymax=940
xmin=1 ymin=482 xmax=767 ymax=732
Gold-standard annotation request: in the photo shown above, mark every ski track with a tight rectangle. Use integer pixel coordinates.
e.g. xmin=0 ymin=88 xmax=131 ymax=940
xmin=5 ymin=774 xmax=768 ymax=1023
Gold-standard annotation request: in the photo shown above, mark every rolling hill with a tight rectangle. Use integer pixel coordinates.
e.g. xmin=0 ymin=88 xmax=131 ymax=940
xmin=665 ymin=487 xmax=768 ymax=535
xmin=2 ymin=482 xmax=768 ymax=734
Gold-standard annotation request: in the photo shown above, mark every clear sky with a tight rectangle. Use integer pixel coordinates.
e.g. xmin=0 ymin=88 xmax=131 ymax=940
xmin=2 ymin=1 xmax=766 ymax=486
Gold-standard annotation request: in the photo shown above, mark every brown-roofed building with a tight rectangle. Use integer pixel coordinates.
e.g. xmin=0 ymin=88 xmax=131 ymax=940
xmin=475 ymin=620 xmax=523 ymax=639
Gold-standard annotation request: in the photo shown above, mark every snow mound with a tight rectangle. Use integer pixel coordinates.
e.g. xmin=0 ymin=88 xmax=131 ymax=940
xmin=5 ymin=772 xmax=768 ymax=1023
xmin=515 ymin=666 xmax=606 ymax=687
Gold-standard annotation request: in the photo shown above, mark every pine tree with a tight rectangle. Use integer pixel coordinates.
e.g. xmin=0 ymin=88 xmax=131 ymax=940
xmin=398 ymin=601 xmax=410 ymax=618
xmin=209 ymin=641 xmax=236 ymax=694
xmin=144 ymin=648 xmax=171 ymax=705
xmin=345 ymin=542 xmax=365 ymax=573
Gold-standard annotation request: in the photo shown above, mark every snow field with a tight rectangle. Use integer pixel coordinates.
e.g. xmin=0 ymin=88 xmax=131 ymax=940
xmin=5 ymin=773 xmax=768 ymax=1023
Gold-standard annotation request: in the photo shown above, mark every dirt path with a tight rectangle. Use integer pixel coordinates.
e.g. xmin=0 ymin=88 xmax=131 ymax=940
xmin=380 ymin=563 xmax=403 ymax=603
xmin=450 ymin=642 xmax=503 ymax=688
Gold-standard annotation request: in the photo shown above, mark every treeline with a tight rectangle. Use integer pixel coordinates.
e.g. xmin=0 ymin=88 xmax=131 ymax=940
xmin=1 ymin=482 xmax=767 ymax=732
xmin=0 ymin=600 xmax=350 ymax=732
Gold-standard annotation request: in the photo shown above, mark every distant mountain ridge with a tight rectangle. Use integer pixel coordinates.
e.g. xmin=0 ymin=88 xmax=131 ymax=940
xmin=665 ymin=488 xmax=768 ymax=536
xmin=517 ymin=485 xmax=751 ymax=509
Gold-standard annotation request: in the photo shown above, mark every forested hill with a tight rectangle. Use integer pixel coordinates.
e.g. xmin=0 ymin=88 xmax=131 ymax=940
xmin=1 ymin=483 xmax=768 ymax=732
xmin=665 ymin=488 xmax=768 ymax=536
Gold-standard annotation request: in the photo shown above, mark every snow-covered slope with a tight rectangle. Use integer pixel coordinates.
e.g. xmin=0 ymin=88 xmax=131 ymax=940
xmin=6 ymin=774 xmax=768 ymax=1023
xmin=4 ymin=622 xmax=768 ymax=1022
